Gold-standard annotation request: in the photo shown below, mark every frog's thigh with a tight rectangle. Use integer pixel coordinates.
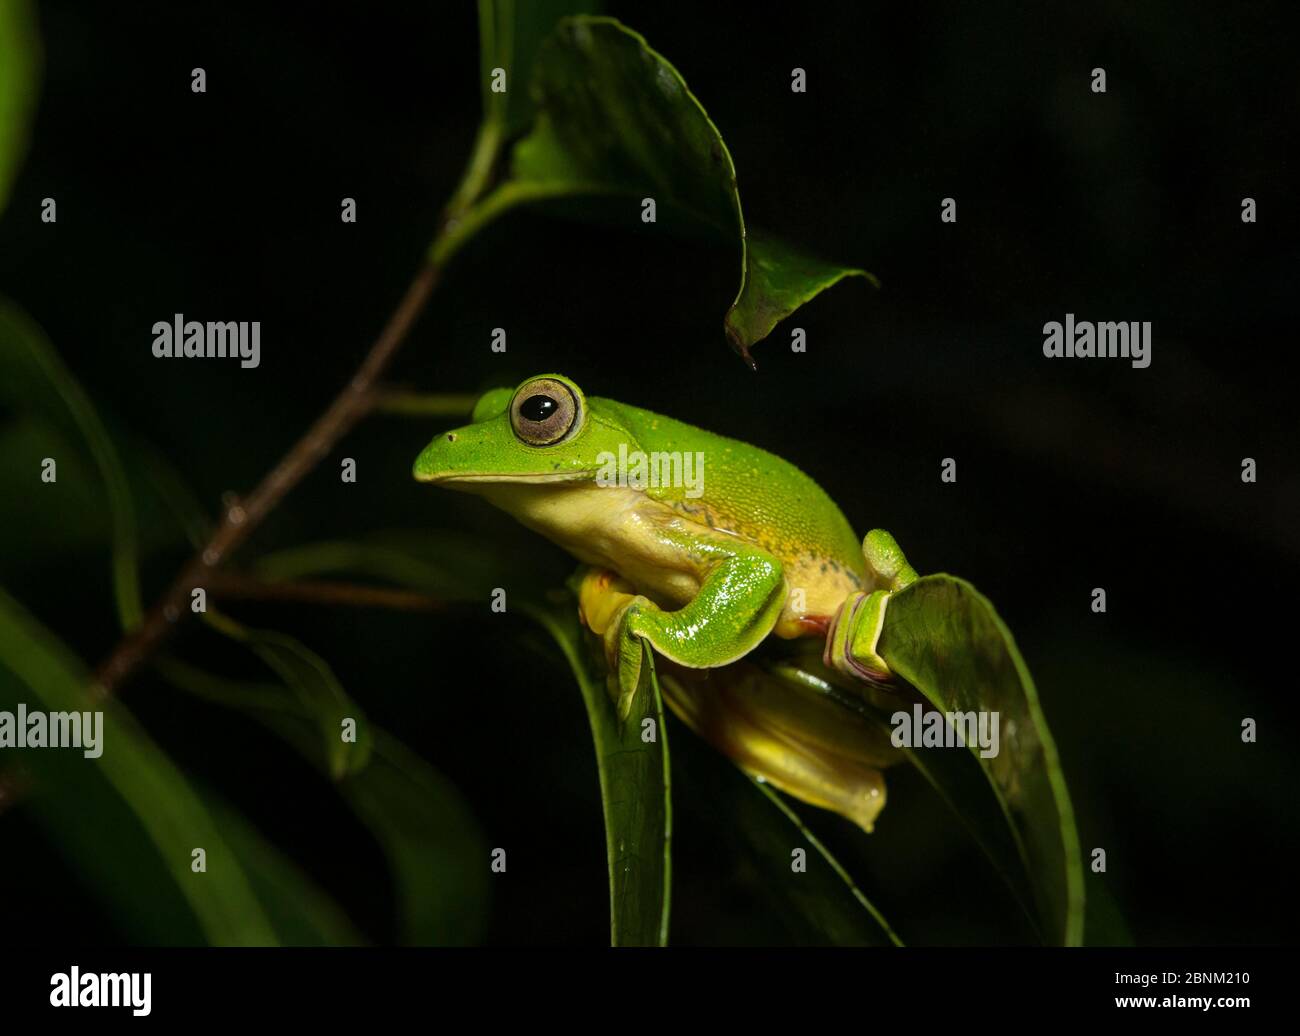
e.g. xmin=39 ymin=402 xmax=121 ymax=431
xmin=825 ymin=529 xmax=918 ymax=683
xmin=662 ymin=668 xmax=888 ymax=833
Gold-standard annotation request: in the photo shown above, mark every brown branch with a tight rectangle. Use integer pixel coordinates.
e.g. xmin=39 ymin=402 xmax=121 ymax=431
xmin=90 ymin=261 xmax=442 ymax=701
xmin=206 ymin=572 xmax=444 ymax=612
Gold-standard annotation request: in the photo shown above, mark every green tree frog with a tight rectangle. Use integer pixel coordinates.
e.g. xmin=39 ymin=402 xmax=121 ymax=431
xmin=414 ymin=373 xmax=918 ymax=831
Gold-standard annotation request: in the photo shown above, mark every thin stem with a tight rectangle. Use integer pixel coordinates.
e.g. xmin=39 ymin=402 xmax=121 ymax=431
xmin=91 ymin=260 xmax=442 ymax=700
xmin=371 ymin=387 xmax=478 ymax=418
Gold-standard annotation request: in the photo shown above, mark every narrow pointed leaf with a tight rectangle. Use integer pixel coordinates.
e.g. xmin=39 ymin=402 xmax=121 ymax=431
xmin=528 ymin=605 xmax=671 ymax=946
xmin=160 ymin=655 xmax=490 ymax=945
xmin=207 ymin=796 xmax=366 ymax=946
xmin=255 ymin=535 xmax=672 ymax=946
xmin=0 ymin=589 xmax=277 ymax=945
xmin=0 ymin=299 xmax=141 ymax=628
xmin=0 ymin=0 xmax=39 ymax=216
xmin=202 ymin=611 xmax=373 ymax=779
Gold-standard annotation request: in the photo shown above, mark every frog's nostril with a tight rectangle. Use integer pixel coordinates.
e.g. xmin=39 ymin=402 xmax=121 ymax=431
xmin=447 ymin=433 xmax=457 ymax=442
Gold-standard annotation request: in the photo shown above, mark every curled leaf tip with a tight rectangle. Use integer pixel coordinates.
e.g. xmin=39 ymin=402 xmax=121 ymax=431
xmin=724 ymin=322 xmax=758 ymax=370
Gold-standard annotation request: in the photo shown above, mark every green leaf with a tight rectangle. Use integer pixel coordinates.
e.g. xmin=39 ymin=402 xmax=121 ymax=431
xmin=0 ymin=414 xmax=115 ymax=557
xmin=528 ymin=603 xmax=671 ymax=946
xmin=0 ymin=298 xmax=142 ymax=628
xmin=446 ymin=0 xmax=601 ymax=224
xmin=478 ymin=0 xmax=600 ymax=141
xmin=0 ymin=0 xmax=39 ymax=217
xmin=661 ymin=694 xmax=901 ymax=946
xmin=202 ymin=610 xmax=374 ymax=780
xmin=338 ymin=730 xmax=490 ymax=946
xmin=255 ymin=535 xmax=671 ymax=946
xmin=435 ymin=17 xmax=872 ymax=362
xmin=0 ymin=588 xmax=277 ymax=945
xmin=763 ymin=653 xmax=1040 ymax=938
xmin=1083 ymin=869 xmax=1133 ymax=947
xmin=206 ymin=795 xmax=366 ymax=946
xmin=160 ymin=655 xmax=490 ymax=945
xmin=726 ymin=231 xmax=878 ymax=363
xmin=750 ymin=781 xmax=901 ymax=945
xmin=876 ymin=574 xmax=1085 ymax=945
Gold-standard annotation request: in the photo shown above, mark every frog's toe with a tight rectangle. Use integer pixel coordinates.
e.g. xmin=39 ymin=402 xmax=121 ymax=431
xmin=603 ymin=596 xmax=651 ymax=718
xmin=862 ymin=529 xmax=917 ymax=592
xmin=825 ymin=589 xmax=896 ymax=684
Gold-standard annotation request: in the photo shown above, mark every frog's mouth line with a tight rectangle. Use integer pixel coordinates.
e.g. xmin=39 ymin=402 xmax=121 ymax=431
xmin=418 ymin=471 xmax=596 ymax=485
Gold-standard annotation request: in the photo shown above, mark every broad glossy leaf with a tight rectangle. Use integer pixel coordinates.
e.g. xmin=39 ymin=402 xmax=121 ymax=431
xmin=437 ymin=17 xmax=872 ymax=360
xmin=877 ymin=574 xmax=1085 ymax=945
xmin=0 ymin=0 xmax=39 ymax=216
xmin=726 ymin=232 xmax=878 ymax=363
xmin=477 ymin=0 xmax=600 ymax=140
xmin=447 ymin=0 xmax=601 ymax=220
xmin=762 ymin=652 xmax=1040 ymax=938
xmin=0 ymin=588 xmax=276 ymax=945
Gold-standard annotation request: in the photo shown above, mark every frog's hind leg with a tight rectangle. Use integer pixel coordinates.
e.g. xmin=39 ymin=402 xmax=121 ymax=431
xmin=824 ymin=529 xmax=917 ymax=684
xmin=579 ymin=519 xmax=787 ymax=719
xmin=661 ymin=662 xmax=894 ymax=833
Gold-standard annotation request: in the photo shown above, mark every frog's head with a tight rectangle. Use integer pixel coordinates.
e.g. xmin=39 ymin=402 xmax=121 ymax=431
xmin=413 ymin=373 xmax=635 ymax=490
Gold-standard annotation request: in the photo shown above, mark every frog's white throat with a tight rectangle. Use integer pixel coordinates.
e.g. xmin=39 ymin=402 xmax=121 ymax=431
xmin=474 ymin=480 xmax=649 ymax=571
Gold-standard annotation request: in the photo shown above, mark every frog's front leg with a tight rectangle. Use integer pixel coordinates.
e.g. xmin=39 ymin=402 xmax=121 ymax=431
xmin=577 ymin=534 xmax=787 ymax=720
xmin=824 ymin=529 xmax=918 ymax=683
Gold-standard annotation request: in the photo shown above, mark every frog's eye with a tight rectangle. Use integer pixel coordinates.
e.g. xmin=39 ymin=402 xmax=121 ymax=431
xmin=509 ymin=377 xmax=582 ymax=446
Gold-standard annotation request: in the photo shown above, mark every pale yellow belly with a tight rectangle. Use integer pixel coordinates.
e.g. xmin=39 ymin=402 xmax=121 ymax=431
xmin=482 ymin=481 xmax=854 ymax=639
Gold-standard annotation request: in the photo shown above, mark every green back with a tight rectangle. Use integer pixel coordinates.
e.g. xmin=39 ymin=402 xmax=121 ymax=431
xmin=594 ymin=398 xmax=865 ymax=577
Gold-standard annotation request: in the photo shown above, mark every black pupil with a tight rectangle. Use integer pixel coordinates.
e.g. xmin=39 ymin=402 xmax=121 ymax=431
xmin=521 ymin=394 xmax=558 ymax=422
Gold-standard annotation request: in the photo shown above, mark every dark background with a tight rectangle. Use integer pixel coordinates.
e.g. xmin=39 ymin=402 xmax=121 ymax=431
xmin=1 ymin=0 xmax=1297 ymax=945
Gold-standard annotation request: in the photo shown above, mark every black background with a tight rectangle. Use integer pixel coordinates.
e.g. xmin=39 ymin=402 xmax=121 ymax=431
xmin=1 ymin=0 xmax=1297 ymax=945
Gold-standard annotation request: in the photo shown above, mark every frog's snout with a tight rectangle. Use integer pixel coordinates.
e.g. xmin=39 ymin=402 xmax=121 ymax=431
xmin=412 ymin=434 xmax=456 ymax=482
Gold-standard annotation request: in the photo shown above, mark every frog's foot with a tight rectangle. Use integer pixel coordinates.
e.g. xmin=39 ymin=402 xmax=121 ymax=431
xmin=824 ymin=530 xmax=917 ymax=684
xmin=599 ymin=595 xmax=657 ymax=719
xmin=575 ymin=567 xmax=646 ymax=717
xmin=825 ymin=589 xmax=894 ymax=682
